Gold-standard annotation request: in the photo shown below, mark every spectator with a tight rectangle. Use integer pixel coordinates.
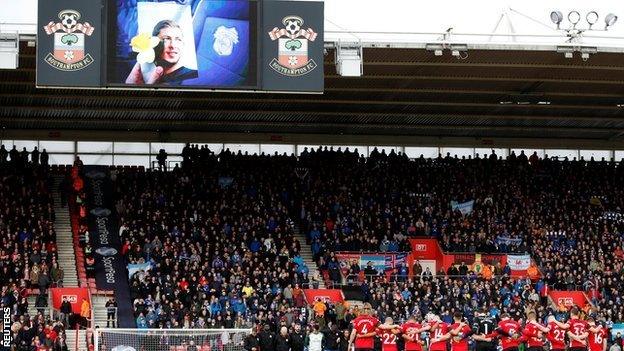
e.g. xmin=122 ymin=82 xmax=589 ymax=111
xmin=275 ymin=326 xmax=291 ymax=351
xmin=157 ymin=149 xmax=168 ymax=171
xmin=41 ymin=149 xmax=49 ymax=166
xmin=306 ymin=324 xmax=324 ymax=351
xmin=59 ymin=298 xmax=72 ymax=326
xmin=106 ymin=298 xmax=117 ymax=328
xmin=244 ymin=327 xmax=261 ymax=351
xmin=290 ymin=323 xmax=306 ymax=351
xmin=323 ymin=322 xmax=341 ymax=351
xmin=80 ymin=298 xmax=90 ymax=327
xmin=259 ymin=324 xmax=276 ymax=351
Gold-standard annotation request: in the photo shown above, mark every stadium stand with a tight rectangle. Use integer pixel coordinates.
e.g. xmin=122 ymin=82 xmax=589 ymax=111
xmin=4 ymin=144 xmax=624 ymax=351
xmin=0 ymin=149 xmax=72 ymax=351
xmin=111 ymin=148 xmax=311 ymax=329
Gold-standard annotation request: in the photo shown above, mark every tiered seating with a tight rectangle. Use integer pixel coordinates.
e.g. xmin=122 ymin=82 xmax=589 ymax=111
xmin=0 ymin=148 xmax=71 ymax=350
xmin=68 ymin=145 xmax=624 ymax=329
xmin=113 ymin=150 xmax=309 ymax=328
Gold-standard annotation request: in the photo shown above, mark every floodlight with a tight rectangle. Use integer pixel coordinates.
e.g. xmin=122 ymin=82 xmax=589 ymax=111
xmin=426 ymin=43 xmax=444 ymax=56
xmin=605 ymin=13 xmax=618 ymax=29
xmin=586 ymin=11 xmax=599 ymax=27
xmin=568 ymin=11 xmax=581 ymax=26
xmin=550 ymin=11 xmax=564 ymax=28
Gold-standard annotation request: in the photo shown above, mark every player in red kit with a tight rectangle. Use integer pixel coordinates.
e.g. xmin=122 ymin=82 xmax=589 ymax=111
xmin=567 ymin=307 xmax=590 ymax=351
xmin=449 ymin=312 xmax=473 ymax=351
xmin=546 ymin=315 xmax=570 ymax=351
xmin=377 ymin=317 xmax=402 ymax=351
xmin=349 ymin=303 xmax=383 ymax=351
xmin=426 ymin=313 xmax=469 ymax=351
xmin=497 ymin=313 xmax=522 ymax=351
xmin=428 ymin=314 xmax=451 ymax=351
xmin=402 ymin=316 xmax=431 ymax=351
xmin=523 ymin=311 xmax=551 ymax=351
xmin=587 ymin=317 xmax=607 ymax=351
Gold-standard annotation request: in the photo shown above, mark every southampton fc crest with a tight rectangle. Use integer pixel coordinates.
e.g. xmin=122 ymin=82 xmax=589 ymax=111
xmin=268 ymin=15 xmax=318 ymax=77
xmin=43 ymin=9 xmax=95 ymax=71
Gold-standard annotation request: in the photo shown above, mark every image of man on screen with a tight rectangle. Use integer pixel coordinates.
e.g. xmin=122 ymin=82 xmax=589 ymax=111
xmin=125 ymin=20 xmax=198 ymax=85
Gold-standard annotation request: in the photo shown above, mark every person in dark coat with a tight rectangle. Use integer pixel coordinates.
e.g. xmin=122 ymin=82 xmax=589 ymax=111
xmin=323 ymin=322 xmax=341 ymax=351
xmin=60 ymin=297 xmax=72 ymax=327
xmin=40 ymin=149 xmax=49 ymax=167
xmin=275 ymin=326 xmax=291 ymax=351
xmin=258 ymin=324 xmax=276 ymax=351
xmin=0 ymin=145 xmax=7 ymax=164
xmin=338 ymin=329 xmax=351 ymax=351
xmin=290 ymin=323 xmax=306 ymax=351
xmin=31 ymin=147 xmax=40 ymax=165
xmin=244 ymin=327 xmax=261 ymax=351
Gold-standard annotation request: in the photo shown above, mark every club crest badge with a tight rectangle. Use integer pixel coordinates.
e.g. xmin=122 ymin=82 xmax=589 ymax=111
xmin=43 ymin=9 xmax=95 ymax=71
xmin=268 ymin=15 xmax=318 ymax=77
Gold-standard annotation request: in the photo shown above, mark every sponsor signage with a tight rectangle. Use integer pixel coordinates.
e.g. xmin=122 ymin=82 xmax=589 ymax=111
xmin=303 ymin=289 xmax=344 ymax=305
xmin=409 ymin=239 xmax=441 ymax=260
xmin=83 ymin=166 xmax=135 ymax=328
xmin=84 ymin=166 xmax=124 ymax=289
xmin=548 ymin=290 xmax=588 ymax=308
xmin=50 ymin=288 xmax=90 ymax=314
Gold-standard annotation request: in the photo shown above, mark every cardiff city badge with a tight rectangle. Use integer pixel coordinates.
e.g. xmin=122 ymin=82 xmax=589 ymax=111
xmin=268 ymin=15 xmax=318 ymax=77
xmin=43 ymin=9 xmax=95 ymax=71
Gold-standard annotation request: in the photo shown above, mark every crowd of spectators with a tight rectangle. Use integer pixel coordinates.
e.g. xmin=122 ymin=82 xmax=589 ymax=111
xmin=114 ymin=147 xmax=313 ymax=330
xmin=295 ymin=147 xmax=624 ymax=322
xmin=1 ymin=141 xmax=621 ymax=349
xmin=66 ymin=143 xmax=624 ymax=350
xmin=0 ymin=145 xmax=70 ymax=351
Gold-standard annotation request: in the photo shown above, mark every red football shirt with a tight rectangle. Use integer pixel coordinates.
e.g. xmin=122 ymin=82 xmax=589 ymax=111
xmin=378 ymin=329 xmax=399 ymax=351
xmin=352 ymin=315 xmax=380 ymax=349
xmin=523 ymin=322 xmax=544 ymax=348
xmin=450 ymin=323 xmax=472 ymax=351
xmin=569 ymin=318 xmax=589 ymax=349
xmin=589 ymin=328 xmax=606 ymax=351
xmin=547 ymin=321 xmax=567 ymax=350
xmin=429 ymin=322 xmax=449 ymax=351
xmin=498 ymin=320 xmax=521 ymax=350
xmin=402 ymin=322 xmax=423 ymax=351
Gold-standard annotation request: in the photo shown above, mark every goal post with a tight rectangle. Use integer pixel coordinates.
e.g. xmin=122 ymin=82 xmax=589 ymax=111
xmin=94 ymin=328 xmax=253 ymax=351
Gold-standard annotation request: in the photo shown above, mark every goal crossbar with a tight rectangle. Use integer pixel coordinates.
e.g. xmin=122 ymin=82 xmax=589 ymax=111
xmin=95 ymin=328 xmax=253 ymax=351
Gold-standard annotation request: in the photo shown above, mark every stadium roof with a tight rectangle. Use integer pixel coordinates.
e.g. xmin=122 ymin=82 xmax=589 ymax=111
xmin=2 ymin=43 xmax=624 ymax=141
xmin=1 ymin=0 xmax=624 ymax=142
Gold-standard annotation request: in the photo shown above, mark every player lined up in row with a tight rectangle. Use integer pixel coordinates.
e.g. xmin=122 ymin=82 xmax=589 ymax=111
xmin=349 ymin=304 xmax=606 ymax=351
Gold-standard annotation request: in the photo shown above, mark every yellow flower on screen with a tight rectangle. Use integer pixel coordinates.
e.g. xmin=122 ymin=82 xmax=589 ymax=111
xmin=130 ymin=33 xmax=160 ymax=64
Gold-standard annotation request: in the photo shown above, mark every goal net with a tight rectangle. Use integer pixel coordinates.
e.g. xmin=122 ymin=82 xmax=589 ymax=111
xmin=94 ymin=328 xmax=252 ymax=351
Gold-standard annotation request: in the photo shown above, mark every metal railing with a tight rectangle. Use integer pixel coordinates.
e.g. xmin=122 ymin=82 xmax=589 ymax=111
xmin=150 ymin=160 xmax=181 ymax=171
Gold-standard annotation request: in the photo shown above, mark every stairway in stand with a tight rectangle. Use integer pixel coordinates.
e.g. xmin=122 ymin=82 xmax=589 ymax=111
xmin=52 ymin=175 xmax=79 ymax=287
xmin=66 ymin=329 xmax=87 ymax=351
xmin=51 ymin=175 xmax=84 ymax=351
xmin=292 ymin=225 xmax=326 ymax=289
xmin=92 ymin=294 xmax=112 ymax=328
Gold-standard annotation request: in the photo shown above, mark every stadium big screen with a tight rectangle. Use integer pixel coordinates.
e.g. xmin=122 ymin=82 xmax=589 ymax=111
xmin=36 ymin=0 xmax=324 ymax=93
